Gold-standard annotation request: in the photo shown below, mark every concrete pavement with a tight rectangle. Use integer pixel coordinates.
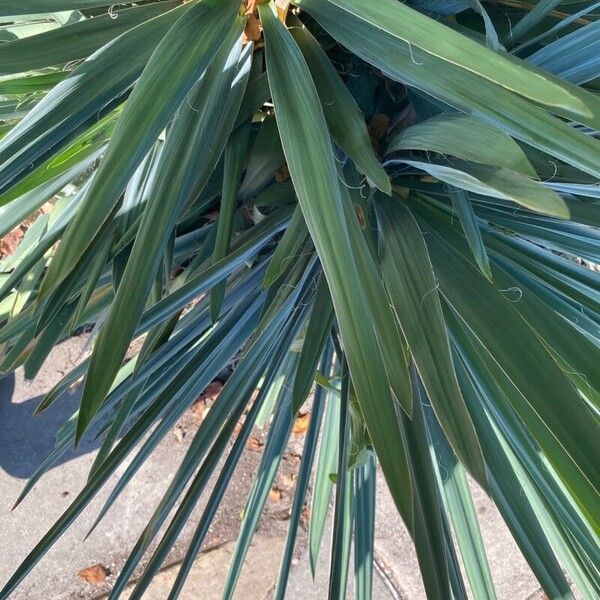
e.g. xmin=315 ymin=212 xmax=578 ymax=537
xmin=0 ymin=336 xmax=544 ymax=599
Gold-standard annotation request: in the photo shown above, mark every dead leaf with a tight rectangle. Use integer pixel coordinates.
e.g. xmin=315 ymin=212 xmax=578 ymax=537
xmin=78 ymin=564 xmax=109 ymax=585
xmin=275 ymin=164 xmax=290 ymax=182
xmin=354 ymin=205 xmax=366 ymax=229
xmin=368 ymin=113 xmax=390 ymax=155
xmin=243 ymin=0 xmax=259 ymax=15
xmin=269 ymin=486 xmax=283 ymax=502
xmin=300 ymin=505 xmax=310 ymax=528
xmin=247 ymin=436 xmax=264 ymax=451
xmin=189 ymin=380 xmax=221 ymax=423
xmin=368 ymin=113 xmax=390 ymax=142
xmin=202 ymin=380 xmax=223 ymax=401
xmin=275 ymin=0 xmax=291 ymax=22
xmin=0 ymin=228 xmax=23 ymax=257
xmin=243 ymin=13 xmax=262 ymax=44
xmin=189 ymin=399 xmax=206 ymax=423
xmin=293 ymin=413 xmax=310 ymax=435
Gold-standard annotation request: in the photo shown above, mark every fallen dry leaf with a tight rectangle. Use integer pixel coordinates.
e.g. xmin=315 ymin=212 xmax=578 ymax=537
xmin=247 ymin=436 xmax=264 ymax=451
xmin=78 ymin=564 xmax=109 ymax=585
xmin=172 ymin=425 xmax=185 ymax=443
xmin=300 ymin=505 xmax=310 ymax=528
xmin=189 ymin=398 xmax=206 ymax=423
xmin=293 ymin=413 xmax=310 ymax=435
xmin=269 ymin=486 xmax=283 ymax=502
xmin=190 ymin=380 xmax=223 ymax=422
xmin=201 ymin=380 xmax=223 ymax=401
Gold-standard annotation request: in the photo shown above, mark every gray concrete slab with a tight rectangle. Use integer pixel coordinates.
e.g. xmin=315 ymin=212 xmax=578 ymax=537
xmin=0 ymin=335 xmax=268 ymax=599
xmin=1 ymin=336 xmax=547 ymax=599
xmin=102 ymin=532 xmax=398 ymax=600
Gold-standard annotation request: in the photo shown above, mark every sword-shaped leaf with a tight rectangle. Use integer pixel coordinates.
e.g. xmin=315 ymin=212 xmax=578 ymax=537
xmin=401 ymin=159 xmax=568 ymax=219
xmin=387 ymin=114 xmax=537 ymax=178
xmin=260 ymin=3 xmax=414 ymax=523
xmin=0 ymin=2 xmax=180 ymax=74
xmin=39 ymin=0 xmax=241 ymax=298
xmin=75 ymin=23 xmax=250 ymax=439
xmin=291 ymin=24 xmax=390 ymax=194
xmin=297 ymin=0 xmax=600 ymax=124
xmin=375 ymin=196 xmax=486 ymax=486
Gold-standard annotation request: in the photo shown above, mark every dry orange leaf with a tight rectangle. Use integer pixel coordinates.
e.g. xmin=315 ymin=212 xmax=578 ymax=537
xmin=247 ymin=436 xmax=264 ymax=451
xmin=77 ymin=564 xmax=109 ymax=585
xmin=243 ymin=13 xmax=262 ymax=43
xmin=200 ymin=380 xmax=223 ymax=402
xmin=0 ymin=228 xmax=23 ymax=257
xmin=269 ymin=487 xmax=283 ymax=502
xmin=293 ymin=413 xmax=310 ymax=435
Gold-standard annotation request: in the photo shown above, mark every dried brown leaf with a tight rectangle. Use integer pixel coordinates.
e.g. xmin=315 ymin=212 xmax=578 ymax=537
xmin=77 ymin=564 xmax=109 ymax=585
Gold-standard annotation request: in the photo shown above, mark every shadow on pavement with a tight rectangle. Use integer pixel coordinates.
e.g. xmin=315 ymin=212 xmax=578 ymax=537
xmin=0 ymin=373 xmax=101 ymax=479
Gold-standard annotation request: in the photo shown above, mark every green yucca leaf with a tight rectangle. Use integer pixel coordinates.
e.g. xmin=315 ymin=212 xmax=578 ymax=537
xmin=528 ymin=19 xmax=600 ymax=85
xmin=400 ymin=365 xmax=462 ymax=599
xmin=448 ymin=188 xmax=492 ymax=280
xmin=0 ymin=72 xmax=67 ymax=95
xmin=506 ymin=0 xmax=562 ymax=44
xmin=222 ymin=278 xmax=315 ymax=599
xmin=387 ymin=113 xmax=537 ymax=178
xmin=296 ymin=0 xmax=600 ymax=124
xmin=375 ymin=196 xmax=487 ymax=486
xmin=296 ymin=0 xmax=600 ymax=180
xmin=0 ymin=0 xmax=120 ymax=16
xmin=274 ymin=342 xmax=332 ymax=599
xmin=402 ymin=159 xmax=569 ymax=218
xmin=38 ymin=0 xmax=241 ymax=299
xmin=0 ymin=2 xmax=180 ymax=75
xmin=110 ymin=299 xmax=283 ymax=598
xmin=291 ymin=275 xmax=334 ymax=414
xmin=239 ymin=113 xmax=285 ymax=200
xmin=0 ymin=7 xmax=186 ymax=192
xmin=74 ymin=20 xmax=250 ymax=440
xmin=210 ymin=121 xmax=252 ymax=320
xmin=328 ymin=365 xmax=353 ymax=600
xmin=353 ymin=453 xmax=376 ymax=600
xmin=0 ymin=295 xmax=262 ymax=598
xmin=453 ymin=348 xmax=575 ymax=598
xmin=1 ymin=0 xmax=600 ymax=597
xmin=426 ymin=409 xmax=497 ymax=599
xmin=262 ymin=203 xmax=309 ymax=289
xmin=260 ymin=3 xmax=414 ymax=524
xmin=418 ymin=209 xmax=600 ymax=533
xmin=0 ymin=155 xmax=98 ymax=239
xmin=309 ymin=376 xmax=341 ymax=577
xmin=290 ymin=24 xmax=391 ymax=194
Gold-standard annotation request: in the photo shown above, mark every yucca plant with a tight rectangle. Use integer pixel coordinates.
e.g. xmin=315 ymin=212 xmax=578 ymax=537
xmin=1 ymin=0 xmax=599 ymax=597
